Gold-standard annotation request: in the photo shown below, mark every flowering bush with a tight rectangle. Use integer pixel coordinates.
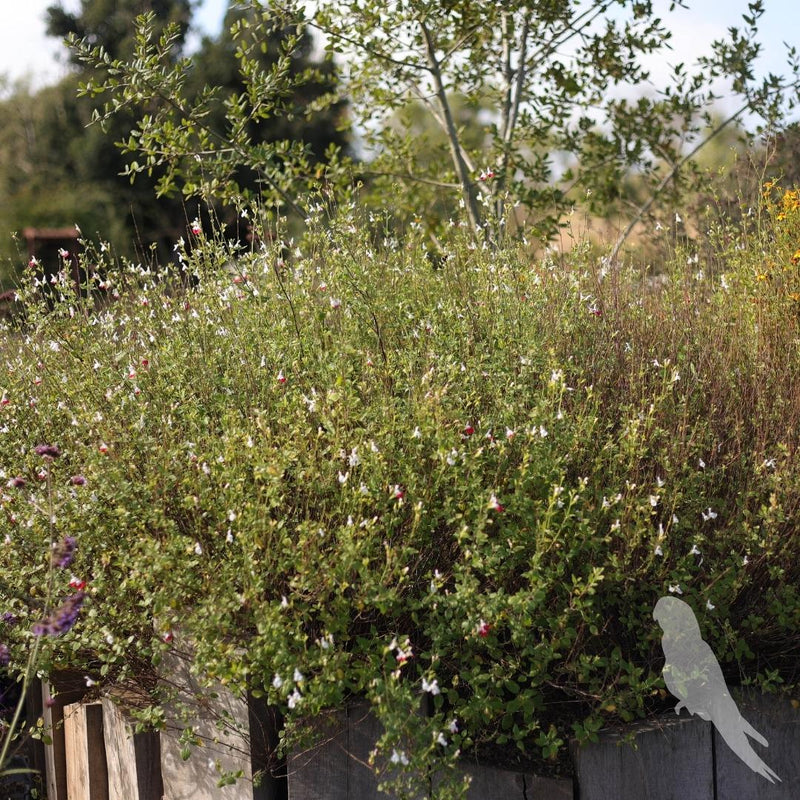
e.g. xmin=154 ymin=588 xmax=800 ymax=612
xmin=2 ymin=196 xmax=800 ymax=795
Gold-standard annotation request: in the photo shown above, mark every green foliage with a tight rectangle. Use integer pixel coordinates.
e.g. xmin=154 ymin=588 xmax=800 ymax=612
xmin=72 ymin=5 xmax=351 ymax=217
xmin=2 ymin=186 xmax=800 ymax=794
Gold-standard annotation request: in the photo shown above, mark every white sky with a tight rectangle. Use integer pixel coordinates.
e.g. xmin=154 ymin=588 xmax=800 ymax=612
xmin=0 ymin=0 xmax=797 ymax=113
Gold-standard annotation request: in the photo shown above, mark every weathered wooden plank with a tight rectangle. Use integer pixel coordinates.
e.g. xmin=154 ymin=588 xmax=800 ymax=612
xmin=287 ymin=709 xmax=349 ymax=800
xmin=571 ymin=713 xmax=713 ymax=800
xmin=247 ymin=694 xmax=287 ymax=800
xmin=460 ymin=763 xmax=573 ymax=800
xmin=101 ymin=696 xmax=162 ymax=800
xmin=714 ymin=689 xmax=800 ymax=800
xmin=41 ymin=673 xmax=87 ymax=800
xmin=158 ymin=645 xmax=258 ymax=800
xmin=63 ymin=702 xmax=109 ymax=800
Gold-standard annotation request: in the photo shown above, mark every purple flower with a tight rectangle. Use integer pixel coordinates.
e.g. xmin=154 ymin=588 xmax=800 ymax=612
xmin=34 ymin=444 xmax=61 ymax=459
xmin=52 ymin=536 xmax=77 ymax=569
xmin=1 ymin=612 xmax=17 ymax=626
xmin=32 ymin=591 xmax=85 ymax=637
xmin=0 ymin=642 xmax=9 ymax=667
xmin=70 ymin=475 xmax=87 ymax=486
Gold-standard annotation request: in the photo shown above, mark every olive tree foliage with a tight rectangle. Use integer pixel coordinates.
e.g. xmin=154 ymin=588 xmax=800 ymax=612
xmin=312 ymin=0 xmax=800 ymax=246
xmin=69 ymin=0 xmax=799 ymax=246
xmin=70 ymin=3 xmax=350 ymax=223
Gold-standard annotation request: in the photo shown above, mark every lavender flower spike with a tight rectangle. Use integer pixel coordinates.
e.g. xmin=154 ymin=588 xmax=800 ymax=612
xmin=52 ymin=536 xmax=77 ymax=569
xmin=32 ymin=591 xmax=85 ymax=637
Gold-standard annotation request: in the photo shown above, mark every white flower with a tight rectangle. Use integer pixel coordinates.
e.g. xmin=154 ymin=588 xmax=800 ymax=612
xmin=272 ymin=674 xmax=283 ymax=689
xmin=330 ymin=297 xmax=341 ymax=309
xmin=370 ymin=440 xmax=379 ymax=453
xmin=422 ymin=677 xmax=440 ymax=695
xmin=446 ymin=449 xmax=458 ymax=466
xmin=763 ymin=458 xmax=776 ymax=469
xmin=656 ymin=476 xmax=665 ymax=488
xmin=668 ymin=584 xmax=683 ymax=594
xmin=294 ymin=668 xmax=304 ymax=683
xmin=698 ymin=458 xmax=706 ymax=469
xmin=390 ymin=749 xmax=410 ymax=766
xmin=448 ymin=718 xmax=459 ymax=733
xmin=690 ymin=544 xmax=701 ymax=556
xmin=706 ymin=599 xmax=715 ymax=611
xmin=436 ymin=732 xmax=448 ymax=747
xmin=611 ymin=519 xmax=621 ymax=531
xmin=194 ymin=542 xmax=203 ymax=555
xmin=742 ymin=555 xmax=749 ymax=565
xmin=287 ymin=689 xmax=302 ymax=709
xmin=412 ymin=426 xmax=422 ymax=438
xmin=701 ymin=508 xmax=718 ymax=521
xmin=338 ymin=470 xmax=349 ymax=485
xmin=348 ymin=448 xmax=360 ymax=467
xmin=359 ymin=482 xmax=369 ymax=495
xmin=539 ymin=425 xmax=548 ymax=438
xmin=281 ymin=595 xmax=289 ymax=608
xmin=654 ymin=545 xmax=663 ymax=556
xmin=649 ymin=495 xmax=659 ymax=507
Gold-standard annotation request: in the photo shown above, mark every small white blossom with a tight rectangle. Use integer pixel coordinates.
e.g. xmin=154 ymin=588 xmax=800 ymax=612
xmin=272 ymin=674 xmax=283 ymax=689
xmin=287 ymin=689 xmax=302 ymax=709
xmin=706 ymin=599 xmax=715 ymax=611
xmin=668 ymin=584 xmax=683 ymax=594
xmin=390 ymin=749 xmax=410 ymax=766
xmin=422 ymin=677 xmax=440 ymax=695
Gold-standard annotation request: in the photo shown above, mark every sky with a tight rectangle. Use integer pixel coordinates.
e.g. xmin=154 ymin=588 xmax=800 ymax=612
xmin=0 ymin=0 xmax=797 ymax=112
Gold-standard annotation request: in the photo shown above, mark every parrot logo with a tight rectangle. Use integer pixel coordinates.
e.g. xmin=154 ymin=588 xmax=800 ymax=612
xmin=653 ymin=595 xmax=781 ymax=784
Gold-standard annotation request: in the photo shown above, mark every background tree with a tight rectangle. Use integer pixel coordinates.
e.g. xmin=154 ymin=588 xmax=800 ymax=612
xmin=71 ymin=2 xmax=352 ymax=232
xmin=311 ymin=0 xmax=800 ymax=248
xmin=0 ymin=0 xmax=350 ymax=282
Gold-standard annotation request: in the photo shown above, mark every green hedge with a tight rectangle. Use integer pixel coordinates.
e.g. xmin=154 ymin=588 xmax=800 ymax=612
xmin=2 ymin=196 xmax=800 ymax=795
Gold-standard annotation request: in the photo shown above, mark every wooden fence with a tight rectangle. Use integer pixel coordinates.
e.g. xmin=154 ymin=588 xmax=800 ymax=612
xmin=9 ymin=671 xmax=799 ymax=799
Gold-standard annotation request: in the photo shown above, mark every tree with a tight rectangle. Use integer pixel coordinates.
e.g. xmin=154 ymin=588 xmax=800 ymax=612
xmin=46 ymin=0 xmax=193 ymax=63
xmin=71 ymin=3 xmax=352 ymax=224
xmin=310 ymin=0 xmax=800 ymax=247
xmin=65 ymin=0 xmax=800 ymax=250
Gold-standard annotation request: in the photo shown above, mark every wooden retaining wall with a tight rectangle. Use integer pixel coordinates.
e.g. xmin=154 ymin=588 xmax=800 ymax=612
xmin=21 ymin=674 xmax=800 ymax=800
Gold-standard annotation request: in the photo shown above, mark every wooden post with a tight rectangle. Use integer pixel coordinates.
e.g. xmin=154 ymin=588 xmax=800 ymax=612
xmin=158 ymin=644 xmax=258 ymax=799
xmin=714 ymin=689 xmax=800 ymax=799
xmin=286 ymin=709 xmax=349 ymax=800
xmin=41 ymin=673 xmax=87 ymax=800
xmin=571 ymin=713 xmax=713 ymax=800
xmin=63 ymin=702 xmax=109 ymax=800
xmin=102 ymin=697 xmax=163 ymax=800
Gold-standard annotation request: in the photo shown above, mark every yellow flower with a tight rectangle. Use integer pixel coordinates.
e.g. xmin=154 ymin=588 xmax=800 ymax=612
xmin=792 ymin=249 xmax=800 ymax=265
xmin=756 ymin=273 xmax=768 ymax=282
